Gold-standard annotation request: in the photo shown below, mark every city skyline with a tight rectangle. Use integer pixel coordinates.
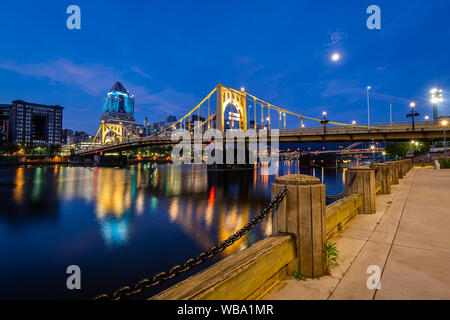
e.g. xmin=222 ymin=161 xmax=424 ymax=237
xmin=0 ymin=0 xmax=449 ymax=134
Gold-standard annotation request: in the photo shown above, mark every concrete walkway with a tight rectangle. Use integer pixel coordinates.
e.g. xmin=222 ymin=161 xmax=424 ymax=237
xmin=262 ymin=168 xmax=450 ymax=300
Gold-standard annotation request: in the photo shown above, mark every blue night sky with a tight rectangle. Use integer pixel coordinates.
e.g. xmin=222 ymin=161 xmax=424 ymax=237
xmin=0 ymin=0 xmax=449 ymax=134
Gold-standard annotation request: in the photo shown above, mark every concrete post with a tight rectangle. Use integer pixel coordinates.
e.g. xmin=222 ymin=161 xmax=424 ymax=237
xmin=371 ymin=163 xmax=391 ymax=194
xmin=345 ymin=166 xmax=376 ymax=214
xmin=271 ymin=174 xmax=326 ymax=278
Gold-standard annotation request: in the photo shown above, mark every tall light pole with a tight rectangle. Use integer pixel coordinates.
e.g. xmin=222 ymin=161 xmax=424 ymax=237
xmin=389 ymin=102 xmax=392 ymax=126
xmin=442 ymin=120 xmax=448 ymax=158
xmin=430 ymin=88 xmax=443 ymax=120
xmin=367 ymin=86 xmax=371 ymax=130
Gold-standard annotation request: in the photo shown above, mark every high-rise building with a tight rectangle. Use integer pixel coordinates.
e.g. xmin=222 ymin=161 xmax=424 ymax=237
xmin=0 ymin=104 xmax=11 ymax=144
xmin=101 ymin=81 xmax=135 ymax=125
xmin=9 ymin=100 xmax=63 ymax=146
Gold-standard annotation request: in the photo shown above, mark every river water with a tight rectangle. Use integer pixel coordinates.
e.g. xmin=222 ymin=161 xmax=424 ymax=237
xmin=0 ymin=162 xmax=346 ymax=299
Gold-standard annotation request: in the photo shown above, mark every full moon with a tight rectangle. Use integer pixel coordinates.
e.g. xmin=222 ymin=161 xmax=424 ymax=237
xmin=331 ymin=53 xmax=340 ymax=61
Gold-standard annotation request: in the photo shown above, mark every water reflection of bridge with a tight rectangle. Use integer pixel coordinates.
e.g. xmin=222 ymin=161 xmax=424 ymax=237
xmin=5 ymin=164 xmax=275 ymax=254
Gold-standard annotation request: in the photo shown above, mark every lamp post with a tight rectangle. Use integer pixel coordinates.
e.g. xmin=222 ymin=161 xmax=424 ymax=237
xmin=406 ymin=102 xmax=419 ymax=130
xmin=389 ymin=102 xmax=392 ymax=126
xmin=367 ymin=86 xmax=371 ymax=130
xmin=442 ymin=120 xmax=448 ymax=158
xmin=320 ymin=111 xmax=329 ymax=134
xmin=430 ymin=88 xmax=443 ymax=120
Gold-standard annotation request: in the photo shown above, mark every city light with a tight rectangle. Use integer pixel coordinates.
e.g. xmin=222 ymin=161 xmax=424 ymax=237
xmin=352 ymin=120 xmax=356 ymax=125
xmin=322 ymin=111 xmax=327 ymax=116
xmin=425 ymin=115 xmax=429 ymax=120
xmin=410 ymin=102 xmax=416 ymax=108
xmin=430 ymin=88 xmax=443 ymax=103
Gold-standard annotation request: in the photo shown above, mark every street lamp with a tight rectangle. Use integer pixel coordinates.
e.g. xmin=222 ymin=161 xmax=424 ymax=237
xmin=389 ymin=102 xmax=393 ymax=126
xmin=320 ymin=111 xmax=329 ymax=134
xmin=406 ymin=102 xmax=419 ymax=130
xmin=367 ymin=86 xmax=371 ymax=130
xmin=430 ymin=88 xmax=443 ymax=120
xmin=442 ymin=119 xmax=448 ymax=158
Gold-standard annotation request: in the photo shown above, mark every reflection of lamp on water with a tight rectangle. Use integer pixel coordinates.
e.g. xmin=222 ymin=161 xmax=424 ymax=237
xmin=99 ymin=215 xmax=130 ymax=247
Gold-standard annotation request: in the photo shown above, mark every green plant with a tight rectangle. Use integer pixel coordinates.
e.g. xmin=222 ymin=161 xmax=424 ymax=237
xmin=293 ymin=270 xmax=306 ymax=281
xmin=325 ymin=241 xmax=340 ymax=275
xmin=439 ymin=157 xmax=450 ymax=169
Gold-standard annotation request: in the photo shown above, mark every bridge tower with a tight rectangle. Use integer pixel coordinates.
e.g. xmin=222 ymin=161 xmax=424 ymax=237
xmin=90 ymin=121 xmax=124 ymax=146
xmin=216 ymin=83 xmax=248 ymax=132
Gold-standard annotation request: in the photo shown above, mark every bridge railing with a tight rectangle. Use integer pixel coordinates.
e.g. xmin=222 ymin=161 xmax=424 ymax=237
xmin=279 ymin=120 xmax=442 ymax=136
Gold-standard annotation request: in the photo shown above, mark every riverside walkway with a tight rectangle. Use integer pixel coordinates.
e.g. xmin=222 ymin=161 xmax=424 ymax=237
xmin=263 ymin=167 xmax=450 ymax=300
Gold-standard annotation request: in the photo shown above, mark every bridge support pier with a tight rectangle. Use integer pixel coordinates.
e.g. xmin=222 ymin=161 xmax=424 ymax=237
xmin=206 ymin=141 xmax=253 ymax=171
xmin=345 ymin=167 xmax=376 ymax=214
xmin=271 ymin=174 xmax=326 ymax=278
xmin=371 ymin=163 xmax=391 ymax=194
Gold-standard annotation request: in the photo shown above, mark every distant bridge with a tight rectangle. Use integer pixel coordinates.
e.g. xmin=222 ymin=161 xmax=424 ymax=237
xmin=77 ymin=83 xmax=447 ymax=156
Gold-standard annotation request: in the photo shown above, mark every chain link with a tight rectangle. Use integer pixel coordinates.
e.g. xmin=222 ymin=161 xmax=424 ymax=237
xmin=325 ymin=174 xmax=357 ymax=200
xmin=93 ymin=188 xmax=288 ymax=300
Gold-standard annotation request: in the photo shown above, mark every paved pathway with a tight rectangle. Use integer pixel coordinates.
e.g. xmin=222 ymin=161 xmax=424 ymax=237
xmin=263 ymin=168 xmax=450 ymax=300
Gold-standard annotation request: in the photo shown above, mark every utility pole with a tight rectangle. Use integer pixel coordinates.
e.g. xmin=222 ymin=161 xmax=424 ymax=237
xmin=367 ymin=86 xmax=371 ymax=130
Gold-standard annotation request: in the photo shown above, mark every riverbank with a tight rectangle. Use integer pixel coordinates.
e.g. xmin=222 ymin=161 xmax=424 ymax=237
xmin=262 ymin=167 xmax=450 ymax=300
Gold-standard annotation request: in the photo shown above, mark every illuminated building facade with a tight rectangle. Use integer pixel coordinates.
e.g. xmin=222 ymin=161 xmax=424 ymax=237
xmin=0 ymin=104 xmax=11 ymax=144
xmin=9 ymin=100 xmax=63 ymax=146
xmin=101 ymin=81 xmax=135 ymax=125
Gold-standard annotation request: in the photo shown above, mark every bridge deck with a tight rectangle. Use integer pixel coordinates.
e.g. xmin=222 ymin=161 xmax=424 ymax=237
xmin=77 ymin=121 xmax=446 ymax=156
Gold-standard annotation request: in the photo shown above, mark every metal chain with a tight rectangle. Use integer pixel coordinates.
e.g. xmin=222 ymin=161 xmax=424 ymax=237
xmin=325 ymin=174 xmax=357 ymax=200
xmin=93 ymin=188 xmax=288 ymax=300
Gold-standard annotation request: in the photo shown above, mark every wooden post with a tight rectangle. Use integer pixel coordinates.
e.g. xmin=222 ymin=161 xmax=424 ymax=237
xmin=385 ymin=161 xmax=398 ymax=185
xmin=371 ymin=163 xmax=391 ymax=194
xmin=271 ymin=174 xmax=326 ymax=278
xmin=401 ymin=159 xmax=409 ymax=176
xmin=397 ymin=160 xmax=405 ymax=179
xmin=408 ymin=158 xmax=413 ymax=171
xmin=345 ymin=166 xmax=376 ymax=214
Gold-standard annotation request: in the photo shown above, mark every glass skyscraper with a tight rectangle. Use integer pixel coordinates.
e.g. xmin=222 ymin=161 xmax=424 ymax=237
xmin=101 ymin=81 xmax=135 ymax=124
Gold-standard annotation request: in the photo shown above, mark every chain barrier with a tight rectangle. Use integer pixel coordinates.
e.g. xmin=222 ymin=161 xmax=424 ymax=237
xmin=325 ymin=174 xmax=357 ymax=200
xmin=93 ymin=188 xmax=288 ymax=300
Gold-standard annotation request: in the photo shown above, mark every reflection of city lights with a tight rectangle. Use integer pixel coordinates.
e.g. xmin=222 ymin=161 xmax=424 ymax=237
xmin=13 ymin=167 xmax=25 ymax=203
xmin=169 ymin=198 xmax=179 ymax=222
